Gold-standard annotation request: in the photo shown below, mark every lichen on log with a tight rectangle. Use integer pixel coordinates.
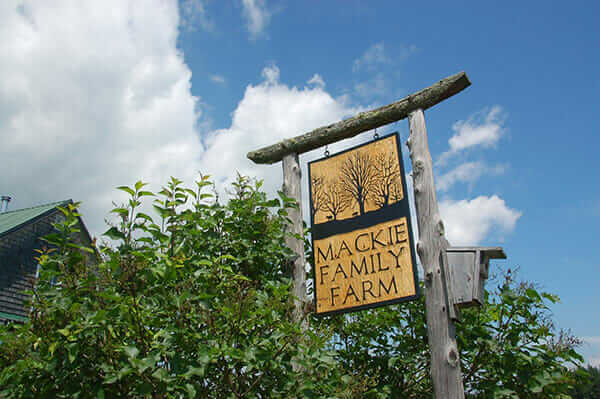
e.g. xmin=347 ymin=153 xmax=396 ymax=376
xmin=247 ymin=71 xmax=471 ymax=164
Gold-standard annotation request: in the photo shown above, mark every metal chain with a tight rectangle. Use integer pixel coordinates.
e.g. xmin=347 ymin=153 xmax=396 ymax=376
xmin=373 ymin=128 xmax=379 ymax=140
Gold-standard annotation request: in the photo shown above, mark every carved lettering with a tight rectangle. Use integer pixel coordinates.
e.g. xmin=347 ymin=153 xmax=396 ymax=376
xmin=317 ymin=243 xmax=335 ymax=262
xmin=379 ymin=277 xmax=398 ymax=296
xmin=313 ymin=217 xmax=416 ymax=313
xmin=376 ymin=252 xmax=388 ymax=271
xmin=388 ymin=247 xmax=405 ymax=268
xmin=343 ymin=284 xmax=360 ymax=304
xmin=350 ymin=257 xmax=369 ymax=277
xmin=319 ymin=265 xmax=329 ymax=285
xmin=354 ymin=233 xmax=370 ymax=252
xmin=337 ymin=240 xmax=353 ymax=258
xmin=370 ymin=229 xmax=387 ymax=249
xmin=394 ymin=223 xmax=407 ymax=244
xmin=332 ymin=263 xmax=347 ymax=282
xmin=362 ymin=280 xmax=376 ymax=300
xmin=330 ymin=286 xmax=340 ymax=306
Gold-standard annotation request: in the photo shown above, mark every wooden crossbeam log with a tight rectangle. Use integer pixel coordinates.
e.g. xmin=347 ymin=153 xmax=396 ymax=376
xmin=247 ymin=71 xmax=471 ymax=165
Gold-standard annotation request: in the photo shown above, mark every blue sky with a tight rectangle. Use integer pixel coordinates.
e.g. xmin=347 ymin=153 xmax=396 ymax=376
xmin=1 ymin=0 xmax=598 ymax=365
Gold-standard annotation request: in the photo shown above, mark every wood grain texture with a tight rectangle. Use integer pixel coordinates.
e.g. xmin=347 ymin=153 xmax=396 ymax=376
xmin=407 ymin=109 xmax=465 ymax=399
xmin=248 ymin=72 xmax=471 ymax=164
xmin=282 ymin=153 xmax=308 ymax=328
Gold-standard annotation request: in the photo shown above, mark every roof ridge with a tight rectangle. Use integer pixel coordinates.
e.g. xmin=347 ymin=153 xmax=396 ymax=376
xmin=0 ymin=199 xmax=71 ymax=215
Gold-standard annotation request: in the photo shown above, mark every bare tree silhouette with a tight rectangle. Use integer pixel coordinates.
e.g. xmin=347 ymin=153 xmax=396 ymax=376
xmin=372 ymin=151 xmax=402 ymax=208
xmin=340 ymin=151 xmax=376 ymax=215
xmin=322 ymin=178 xmax=351 ymax=220
xmin=310 ymin=175 xmax=327 ymax=222
xmin=390 ymin=180 xmax=403 ymax=203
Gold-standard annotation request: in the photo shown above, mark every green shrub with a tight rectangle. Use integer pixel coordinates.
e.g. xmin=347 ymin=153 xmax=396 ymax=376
xmin=0 ymin=175 xmax=353 ymax=398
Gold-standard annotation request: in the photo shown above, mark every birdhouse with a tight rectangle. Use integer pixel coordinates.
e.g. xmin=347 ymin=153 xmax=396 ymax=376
xmin=445 ymin=247 xmax=506 ymax=308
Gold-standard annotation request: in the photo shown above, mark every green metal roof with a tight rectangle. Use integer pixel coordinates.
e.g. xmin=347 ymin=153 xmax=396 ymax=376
xmin=0 ymin=311 xmax=28 ymax=323
xmin=0 ymin=200 xmax=71 ymax=237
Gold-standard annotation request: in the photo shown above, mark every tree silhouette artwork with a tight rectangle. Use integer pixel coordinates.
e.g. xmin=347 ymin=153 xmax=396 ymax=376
xmin=322 ymin=178 xmax=351 ymax=220
xmin=310 ymin=174 xmax=327 ymax=222
xmin=389 ymin=179 xmax=403 ymax=203
xmin=372 ymin=151 xmax=402 ymax=207
xmin=309 ymin=135 xmax=406 ymax=224
xmin=340 ymin=151 xmax=376 ymax=216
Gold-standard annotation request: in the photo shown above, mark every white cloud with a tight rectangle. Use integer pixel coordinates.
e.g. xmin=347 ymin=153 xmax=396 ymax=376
xmin=307 ymin=73 xmax=325 ymax=88
xmin=439 ymin=195 xmax=522 ymax=245
xmin=0 ymin=1 xmax=203 ymax=237
xmin=180 ymin=0 xmax=213 ymax=31
xmin=438 ymin=106 xmax=505 ymax=164
xmin=350 ymin=43 xmax=417 ymax=100
xmin=210 ymin=74 xmax=226 ymax=84
xmin=582 ymin=336 xmax=600 ymax=367
xmin=0 ymin=0 xmax=363 ymax=241
xmin=241 ymin=0 xmax=272 ymax=39
xmin=450 ymin=106 xmax=504 ymax=151
xmin=354 ymin=73 xmax=387 ymax=99
xmin=584 ymin=336 xmax=600 ymax=345
xmin=438 ymin=162 xmax=485 ymax=192
xmin=437 ymin=161 xmax=507 ymax=192
xmin=428 ymin=105 xmax=518 ymax=245
xmin=352 ymin=42 xmax=389 ymax=73
xmin=199 ymin=65 xmax=361 ymax=209
xmin=261 ymin=63 xmax=280 ymax=84
xmin=0 ymin=1 xmax=520 ymax=259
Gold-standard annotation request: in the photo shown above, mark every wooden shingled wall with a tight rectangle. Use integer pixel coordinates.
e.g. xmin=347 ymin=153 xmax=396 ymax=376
xmin=0 ymin=211 xmax=63 ymax=322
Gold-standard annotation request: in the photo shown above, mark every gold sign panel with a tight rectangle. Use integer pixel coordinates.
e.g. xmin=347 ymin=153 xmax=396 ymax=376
xmin=309 ymin=134 xmax=419 ymax=315
xmin=314 ymin=218 xmax=416 ymax=313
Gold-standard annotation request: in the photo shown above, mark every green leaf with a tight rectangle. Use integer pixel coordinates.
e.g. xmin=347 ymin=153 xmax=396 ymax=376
xmin=152 ymin=368 xmax=169 ymax=382
xmin=49 ymin=341 xmax=59 ymax=356
xmin=134 ymin=181 xmax=147 ymax=191
xmin=135 ymin=212 xmax=154 ymax=223
xmin=40 ymin=233 xmax=63 ymax=246
xmin=67 ymin=344 xmax=77 ymax=363
xmin=185 ymin=384 xmax=196 ymax=398
xmin=103 ymin=227 xmax=125 ymax=241
xmin=183 ymin=366 xmax=205 ymax=378
xmin=57 ymin=328 xmax=70 ymax=337
xmin=110 ymin=207 xmax=129 ymax=216
xmin=66 ymin=242 xmax=95 ymax=253
xmin=525 ymin=288 xmax=541 ymax=301
xmin=116 ymin=185 xmax=135 ymax=197
xmin=123 ymin=345 xmax=139 ymax=359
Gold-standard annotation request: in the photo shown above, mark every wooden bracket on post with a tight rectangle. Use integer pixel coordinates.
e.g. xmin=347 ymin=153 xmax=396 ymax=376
xmin=441 ymin=249 xmax=461 ymax=322
xmin=446 ymin=247 xmax=507 ymax=310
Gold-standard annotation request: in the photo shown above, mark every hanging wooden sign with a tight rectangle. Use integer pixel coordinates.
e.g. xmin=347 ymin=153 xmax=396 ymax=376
xmin=309 ymin=133 xmax=419 ymax=315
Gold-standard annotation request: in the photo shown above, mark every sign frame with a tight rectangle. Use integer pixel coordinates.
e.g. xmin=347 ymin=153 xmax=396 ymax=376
xmin=308 ymin=132 xmax=420 ymax=316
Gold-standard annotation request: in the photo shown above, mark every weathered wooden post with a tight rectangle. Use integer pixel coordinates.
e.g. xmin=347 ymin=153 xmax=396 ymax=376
xmin=247 ymin=72 xmax=472 ymax=398
xmin=282 ymin=153 xmax=308 ymax=327
xmin=407 ymin=109 xmax=464 ymax=398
